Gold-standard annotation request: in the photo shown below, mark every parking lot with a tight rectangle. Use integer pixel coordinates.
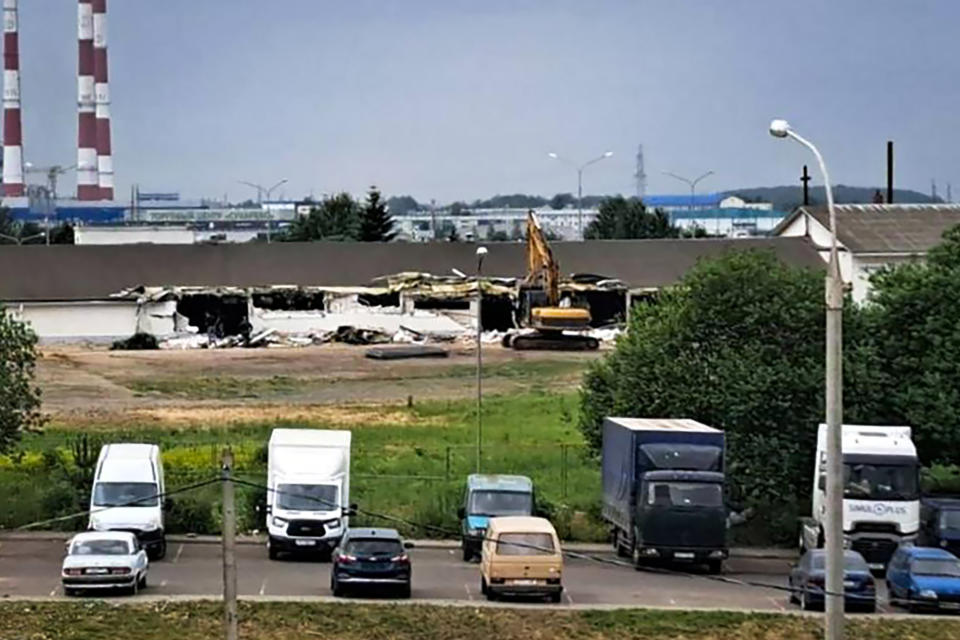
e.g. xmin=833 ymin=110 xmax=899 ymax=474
xmin=0 ymin=537 xmax=900 ymax=612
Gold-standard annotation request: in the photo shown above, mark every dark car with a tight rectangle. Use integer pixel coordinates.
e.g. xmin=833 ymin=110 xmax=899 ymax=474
xmin=920 ymin=498 xmax=960 ymax=556
xmin=788 ymin=549 xmax=876 ymax=612
xmin=331 ymin=528 xmax=412 ymax=598
xmin=887 ymin=545 xmax=960 ymax=612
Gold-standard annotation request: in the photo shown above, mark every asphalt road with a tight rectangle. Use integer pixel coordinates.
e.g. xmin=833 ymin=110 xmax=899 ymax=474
xmin=0 ymin=538 xmax=901 ymax=613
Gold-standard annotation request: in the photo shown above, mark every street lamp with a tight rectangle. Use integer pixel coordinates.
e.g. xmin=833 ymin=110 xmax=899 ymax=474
xmin=770 ymin=118 xmax=843 ymax=640
xmin=239 ymin=179 xmax=288 ymax=242
xmin=663 ymin=170 xmax=715 ymax=232
xmin=474 ymin=245 xmax=488 ymax=473
xmin=547 ymin=151 xmax=613 ymax=240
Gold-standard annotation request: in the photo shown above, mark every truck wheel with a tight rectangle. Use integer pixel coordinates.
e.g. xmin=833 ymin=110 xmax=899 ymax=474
xmin=268 ymin=543 xmax=280 ymax=561
xmin=631 ymin=541 xmax=643 ymax=571
xmin=154 ymin=540 xmax=167 ymax=561
xmin=398 ymin=583 xmax=411 ymax=599
xmin=614 ymin=530 xmax=631 ymax=558
xmin=801 ymin=589 xmax=813 ymax=611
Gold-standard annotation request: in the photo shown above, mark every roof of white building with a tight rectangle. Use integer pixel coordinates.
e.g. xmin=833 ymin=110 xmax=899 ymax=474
xmin=774 ymin=204 xmax=960 ymax=254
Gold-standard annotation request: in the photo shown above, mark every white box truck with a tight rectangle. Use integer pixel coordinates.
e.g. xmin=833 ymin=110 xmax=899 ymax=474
xmin=266 ymin=429 xmax=351 ymax=560
xmin=800 ymin=424 xmax=920 ymax=569
xmin=88 ymin=443 xmax=167 ymax=560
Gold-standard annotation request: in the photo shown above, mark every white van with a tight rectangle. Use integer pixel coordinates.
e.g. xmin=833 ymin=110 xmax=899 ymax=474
xmin=88 ymin=444 xmax=167 ymax=560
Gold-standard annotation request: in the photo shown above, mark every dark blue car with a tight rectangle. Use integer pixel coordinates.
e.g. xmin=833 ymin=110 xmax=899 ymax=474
xmin=331 ymin=528 xmax=412 ymax=598
xmin=887 ymin=546 xmax=960 ymax=612
xmin=788 ymin=549 xmax=876 ymax=612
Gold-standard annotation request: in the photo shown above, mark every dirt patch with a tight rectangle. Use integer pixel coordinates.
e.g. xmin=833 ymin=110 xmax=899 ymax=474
xmin=126 ymin=404 xmax=439 ymax=427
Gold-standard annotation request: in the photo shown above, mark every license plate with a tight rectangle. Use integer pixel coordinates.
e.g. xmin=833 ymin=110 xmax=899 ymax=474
xmin=843 ymin=580 xmax=855 ymax=588
xmin=294 ymin=540 xmax=316 ymax=547
xmin=675 ymin=552 xmax=695 ymax=560
xmin=510 ymin=579 xmax=539 ymax=585
xmin=86 ymin=568 xmax=108 ymax=574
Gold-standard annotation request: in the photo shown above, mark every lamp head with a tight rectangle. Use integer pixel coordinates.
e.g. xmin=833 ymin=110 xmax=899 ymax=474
xmin=602 ymin=151 xmax=613 ymax=157
xmin=547 ymin=152 xmax=558 ymax=159
xmin=769 ymin=119 xmax=791 ymax=139
xmin=476 ymin=246 xmax=488 ymax=257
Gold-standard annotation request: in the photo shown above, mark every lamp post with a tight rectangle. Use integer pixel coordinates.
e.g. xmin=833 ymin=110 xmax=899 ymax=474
xmin=239 ymin=179 xmax=288 ymax=242
xmin=548 ymin=151 xmax=613 ymax=240
xmin=475 ymin=246 xmax=488 ymax=473
xmin=663 ymin=170 xmax=715 ymax=232
xmin=770 ymin=118 xmax=843 ymax=640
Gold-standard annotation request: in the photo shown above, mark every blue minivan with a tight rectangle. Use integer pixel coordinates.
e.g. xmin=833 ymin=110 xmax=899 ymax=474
xmin=458 ymin=475 xmax=534 ymax=561
xmin=886 ymin=546 xmax=960 ymax=612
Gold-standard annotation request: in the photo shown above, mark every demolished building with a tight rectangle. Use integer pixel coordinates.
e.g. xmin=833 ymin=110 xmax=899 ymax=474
xmin=0 ymin=238 xmax=823 ymax=344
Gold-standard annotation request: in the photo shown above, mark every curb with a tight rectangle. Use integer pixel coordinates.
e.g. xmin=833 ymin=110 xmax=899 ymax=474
xmin=0 ymin=531 xmax=796 ymax=559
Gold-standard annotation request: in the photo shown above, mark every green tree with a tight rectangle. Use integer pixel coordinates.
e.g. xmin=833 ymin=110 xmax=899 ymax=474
xmin=584 ymin=196 xmax=679 ymax=240
xmin=549 ymin=193 xmax=576 ymax=210
xmin=864 ymin=225 xmax=960 ymax=464
xmin=283 ymin=192 xmax=359 ymax=241
xmin=0 ymin=308 xmax=43 ymax=453
xmin=488 ymin=230 xmax=510 ymax=242
xmin=577 ymin=250 xmax=875 ymax=542
xmin=358 ymin=186 xmax=396 ymax=242
xmin=385 ymin=195 xmax=420 ymax=215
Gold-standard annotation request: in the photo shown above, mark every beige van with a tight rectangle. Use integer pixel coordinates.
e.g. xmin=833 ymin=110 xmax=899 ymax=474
xmin=480 ymin=516 xmax=563 ymax=602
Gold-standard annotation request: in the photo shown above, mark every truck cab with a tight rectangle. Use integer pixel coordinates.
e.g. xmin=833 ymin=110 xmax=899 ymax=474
xmin=920 ymin=498 xmax=960 ymax=556
xmin=266 ymin=429 xmax=351 ymax=560
xmin=458 ymin=474 xmax=534 ymax=561
xmin=88 ymin=443 xmax=167 ymax=560
xmin=801 ymin=424 xmax=919 ymax=569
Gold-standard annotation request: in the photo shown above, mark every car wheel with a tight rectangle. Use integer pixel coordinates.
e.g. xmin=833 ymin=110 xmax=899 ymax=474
xmin=268 ymin=543 xmax=279 ymax=561
xmin=549 ymin=591 xmax=562 ymax=604
xmin=139 ymin=572 xmax=147 ymax=589
xmin=130 ymin=579 xmax=139 ymax=597
xmin=63 ymin=587 xmax=76 ymax=598
xmin=480 ymin=577 xmax=488 ymax=596
xmin=462 ymin=544 xmax=473 ymax=562
xmin=398 ymin=583 xmax=411 ymax=599
xmin=707 ymin=560 xmax=723 ymax=575
xmin=332 ymin=578 xmax=344 ymax=598
xmin=801 ymin=588 xmax=812 ymax=611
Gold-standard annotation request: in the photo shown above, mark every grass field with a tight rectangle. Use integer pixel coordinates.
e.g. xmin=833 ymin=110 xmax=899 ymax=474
xmin=0 ymin=602 xmax=956 ymax=640
xmin=1 ymin=391 xmax=603 ymax=540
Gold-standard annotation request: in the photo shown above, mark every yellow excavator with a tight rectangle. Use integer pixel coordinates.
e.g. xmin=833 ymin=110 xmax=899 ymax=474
xmin=503 ymin=211 xmax=599 ymax=350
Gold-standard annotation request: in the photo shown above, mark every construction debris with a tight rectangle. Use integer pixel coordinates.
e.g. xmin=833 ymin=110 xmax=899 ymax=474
xmin=365 ymin=345 xmax=449 ymax=360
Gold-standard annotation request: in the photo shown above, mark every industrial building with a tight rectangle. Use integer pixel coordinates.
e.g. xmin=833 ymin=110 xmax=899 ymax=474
xmin=0 ymin=238 xmax=822 ymax=343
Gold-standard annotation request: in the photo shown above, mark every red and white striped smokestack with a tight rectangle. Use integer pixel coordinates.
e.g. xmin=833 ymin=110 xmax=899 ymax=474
xmin=76 ymin=0 xmax=99 ymax=200
xmin=2 ymin=0 xmax=25 ymax=198
xmin=92 ymin=0 xmax=112 ymax=200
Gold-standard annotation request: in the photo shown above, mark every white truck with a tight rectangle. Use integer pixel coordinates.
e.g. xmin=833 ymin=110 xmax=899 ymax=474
xmin=266 ymin=429 xmax=352 ymax=560
xmin=800 ymin=424 xmax=920 ymax=569
xmin=88 ymin=443 xmax=167 ymax=560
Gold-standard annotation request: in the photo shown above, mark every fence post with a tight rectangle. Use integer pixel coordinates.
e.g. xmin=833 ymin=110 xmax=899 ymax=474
xmin=445 ymin=446 xmax=452 ymax=482
xmin=561 ymin=445 xmax=568 ymax=499
xmin=221 ymin=449 xmax=238 ymax=640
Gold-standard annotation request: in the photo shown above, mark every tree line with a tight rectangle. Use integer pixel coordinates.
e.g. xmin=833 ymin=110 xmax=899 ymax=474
xmin=283 ymin=186 xmax=396 ymax=242
xmin=578 ymin=225 xmax=960 ymax=543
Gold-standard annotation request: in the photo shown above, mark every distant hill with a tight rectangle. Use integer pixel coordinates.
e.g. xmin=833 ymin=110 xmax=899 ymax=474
xmin=725 ymin=185 xmax=941 ymax=212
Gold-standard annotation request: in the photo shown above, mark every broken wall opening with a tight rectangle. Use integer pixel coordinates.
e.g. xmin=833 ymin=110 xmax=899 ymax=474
xmin=358 ymin=291 xmax=400 ymax=308
xmin=413 ymin=297 xmax=470 ymax=311
xmin=481 ymin=294 xmax=514 ymax=331
xmin=251 ymin=290 xmax=325 ymax=311
xmin=177 ymin=294 xmax=250 ymax=338
xmin=578 ymin=290 xmax=627 ymax=327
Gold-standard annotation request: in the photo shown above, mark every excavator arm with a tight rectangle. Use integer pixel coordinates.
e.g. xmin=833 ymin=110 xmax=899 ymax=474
xmin=523 ymin=210 xmax=560 ymax=306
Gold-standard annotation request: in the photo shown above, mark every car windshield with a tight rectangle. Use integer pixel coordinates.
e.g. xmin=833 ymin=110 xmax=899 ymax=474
xmin=92 ymin=482 xmax=159 ymax=507
xmin=912 ymin=558 xmax=960 ymax=578
xmin=843 ymin=463 xmax=918 ymax=500
xmin=71 ymin=539 xmax=132 ymax=556
xmin=941 ymin=510 xmax=960 ymax=530
xmin=646 ymin=482 xmax=723 ymax=508
xmin=468 ymin=490 xmax=532 ymax=516
xmin=810 ymin=553 xmax=868 ymax=571
xmin=496 ymin=532 xmax=555 ymax=556
xmin=344 ymin=538 xmax=403 ymax=557
xmin=276 ymin=484 xmax=338 ymax=511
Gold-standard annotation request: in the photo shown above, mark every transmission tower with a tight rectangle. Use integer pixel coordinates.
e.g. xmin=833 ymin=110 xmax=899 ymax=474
xmin=634 ymin=144 xmax=647 ymax=199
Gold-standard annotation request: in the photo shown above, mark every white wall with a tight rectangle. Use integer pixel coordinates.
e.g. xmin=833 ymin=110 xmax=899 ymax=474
xmin=7 ymin=300 xmax=181 ymax=342
xmin=75 ymin=226 xmax=195 ymax=245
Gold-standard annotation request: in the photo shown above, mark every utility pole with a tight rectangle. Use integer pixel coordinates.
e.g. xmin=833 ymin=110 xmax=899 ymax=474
xmin=221 ymin=449 xmax=238 ymax=640
xmin=801 ymin=165 xmax=811 ymax=206
xmin=475 ymin=246 xmax=487 ymax=473
xmin=886 ymin=141 xmax=894 ymax=204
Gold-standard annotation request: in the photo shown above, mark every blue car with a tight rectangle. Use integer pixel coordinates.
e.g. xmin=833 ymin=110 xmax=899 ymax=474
xmin=458 ymin=475 xmax=534 ymax=561
xmin=788 ymin=549 xmax=876 ymax=612
xmin=887 ymin=546 xmax=960 ymax=612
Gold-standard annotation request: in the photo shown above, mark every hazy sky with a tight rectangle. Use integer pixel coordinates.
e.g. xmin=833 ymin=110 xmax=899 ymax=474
xmin=16 ymin=0 xmax=960 ymax=203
